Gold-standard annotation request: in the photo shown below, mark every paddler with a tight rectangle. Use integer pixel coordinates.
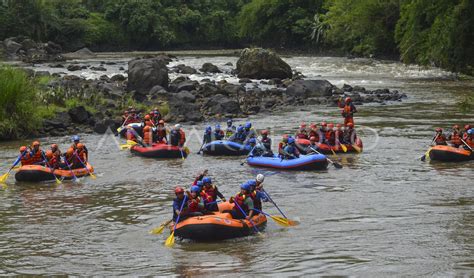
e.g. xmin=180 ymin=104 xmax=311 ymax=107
xmin=229 ymin=181 xmax=255 ymax=220
xmin=172 ymin=187 xmax=190 ymax=221
xmin=447 ymin=125 xmax=462 ymax=147
xmin=433 ymin=128 xmax=448 ymax=145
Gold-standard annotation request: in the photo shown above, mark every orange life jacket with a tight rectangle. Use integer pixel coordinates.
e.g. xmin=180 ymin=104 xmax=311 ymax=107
xmin=325 ymin=131 xmax=335 ymax=145
xmin=20 ymin=152 xmax=33 ymax=166
xmin=143 ymin=128 xmax=153 ymax=145
xmin=29 ymin=149 xmax=44 ymax=164
xmin=449 ymin=131 xmax=462 ymax=146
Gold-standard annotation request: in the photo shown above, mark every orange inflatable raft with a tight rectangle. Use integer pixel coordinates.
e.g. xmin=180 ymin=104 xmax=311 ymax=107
xmin=428 ymin=145 xmax=473 ymax=162
xmin=15 ymin=163 xmax=94 ymax=182
xmin=169 ymin=202 xmax=267 ymax=241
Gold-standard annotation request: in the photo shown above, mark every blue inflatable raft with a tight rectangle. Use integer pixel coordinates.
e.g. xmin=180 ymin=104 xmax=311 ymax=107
xmin=247 ymin=154 xmax=328 ymax=170
xmin=202 ymin=140 xmax=252 ymax=156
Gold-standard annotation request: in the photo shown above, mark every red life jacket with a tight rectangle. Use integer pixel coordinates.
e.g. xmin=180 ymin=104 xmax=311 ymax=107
xmin=325 ymin=131 xmax=335 ymax=145
xmin=233 ymin=193 xmax=249 ymax=213
xmin=296 ymin=133 xmax=308 ymax=139
xmin=343 ymin=104 xmax=355 ymax=118
xmin=200 ymin=191 xmax=213 ymax=203
xmin=204 ymin=185 xmax=217 ymax=201
xmin=449 ymin=131 xmax=462 ymax=146
xmin=278 ymin=142 xmax=287 ymax=152
xmin=178 ymin=130 xmax=186 ymax=146
xmin=435 ymin=134 xmax=447 ymax=145
xmin=188 ymin=196 xmax=202 ymax=212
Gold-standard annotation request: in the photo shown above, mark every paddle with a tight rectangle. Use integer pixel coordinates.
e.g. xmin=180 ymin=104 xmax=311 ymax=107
xmin=460 ymin=138 xmax=473 ymax=152
xmin=73 ymin=152 xmax=96 ymax=179
xmin=150 ymin=219 xmax=173 ymax=235
xmin=196 ymin=142 xmax=205 ymax=154
xmin=309 ymin=146 xmax=342 ymax=169
xmin=340 ymin=144 xmax=348 ymax=153
xmin=41 ymin=152 xmax=62 ymax=184
xmin=179 ymin=147 xmax=186 ymax=160
xmin=352 ymin=144 xmax=362 ymax=153
xmin=421 ymin=134 xmax=439 ymax=161
xmin=63 ymin=157 xmax=79 ymax=182
xmin=252 ymin=208 xmax=295 ymax=227
xmin=233 ymin=200 xmax=262 ymax=236
xmin=120 ymin=140 xmax=138 ymax=150
xmin=165 ymin=195 xmax=187 ymax=247
xmin=0 ymin=150 xmax=28 ymax=184
xmin=261 ymin=189 xmax=299 ymax=226
xmin=116 ymin=115 xmax=131 ymax=134
xmin=240 ymin=142 xmax=258 ymax=166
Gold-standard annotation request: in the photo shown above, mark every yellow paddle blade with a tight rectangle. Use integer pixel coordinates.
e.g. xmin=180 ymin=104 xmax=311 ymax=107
xmin=0 ymin=172 xmax=9 ymax=184
xmin=150 ymin=225 xmax=166 ymax=235
xmin=270 ymin=215 xmax=291 ymax=227
xmin=352 ymin=144 xmax=362 ymax=153
xmin=55 ymin=177 xmax=62 ymax=184
xmin=117 ymin=127 xmax=123 ymax=133
xmin=120 ymin=144 xmax=131 ymax=150
xmin=165 ymin=232 xmax=175 ymax=247
xmin=424 ymin=148 xmax=432 ymax=161
xmin=127 ymin=140 xmax=138 ymax=145
xmin=340 ymin=144 xmax=348 ymax=153
xmin=184 ymin=147 xmax=190 ymax=155
xmin=89 ymin=172 xmax=97 ymax=179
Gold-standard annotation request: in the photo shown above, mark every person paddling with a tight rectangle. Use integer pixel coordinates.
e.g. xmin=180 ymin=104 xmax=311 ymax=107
xmin=172 ymin=187 xmax=190 ymax=221
xmin=202 ymin=177 xmax=226 ymax=211
xmin=447 ymin=125 xmax=462 ymax=147
xmin=433 ymin=128 xmax=448 ymax=145
xmin=229 ymin=182 xmax=255 ymax=220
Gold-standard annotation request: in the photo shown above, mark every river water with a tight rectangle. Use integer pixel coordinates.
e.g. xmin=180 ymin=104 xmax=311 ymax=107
xmin=1 ymin=55 xmax=473 ymax=276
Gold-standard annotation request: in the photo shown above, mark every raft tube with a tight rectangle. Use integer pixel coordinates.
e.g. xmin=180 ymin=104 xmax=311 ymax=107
xmin=247 ymin=153 xmax=328 ymax=170
xmin=118 ymin=122 xmax=143 ymax=137
xmin=428 ymin=145 xmax=473 ymax=162
xmin=296 ymin=138 xmax=363 ymax=154
xmin=170 ymin=202 xmax=267 ymax=241
xmin=130 ymin=143 xmax=189 ymax=159
xmin=15 ymin=163 xmax=94 ymax=182
xmin=202 ymin=140 xmax=251 ymax=156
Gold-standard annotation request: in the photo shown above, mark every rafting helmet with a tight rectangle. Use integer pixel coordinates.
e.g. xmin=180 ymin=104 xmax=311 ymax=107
xmin=310 ymin=123 xmax=317 ymax=129
xmin=51 ymin=144 xmax=58 ymax=150
xmin=144 ymin=115 xmax=151 ymax=120
xmin=32 ymin=141 xmax=40 ymax=147
xmin=256 ymin=174 xmax=265 ymax=183
xmin=203 ymin=177 xmax=211 ymax=184
xmin=196 ymin=181 xmax=204 ymax=188
xmin=205 ymin=125 xmax=212 ymax=133
xmin=215 ymin=124 xmax=221 ymax=131
xmin=174 ymin=124 xmax=181 ymax=130
xmin=247 ymin=180 xmax=257 ymax=188
xmin=261 ymin=130 xmax=269 ymax=136
xmin=244 ymin=122 xmax=252 ymax=129
xmin=464 ymin=124 xmax=471 ymax=131
xmin=237 ymin=126 xmax=244 ymax=133
xmin=72 ymin=135 xmax=80 ymax=142
xmin=175 ymin=187 xmax=184 ymax=194
xmin=300 ymin=122 xmax=307 ymax=128
xmin=227 ymin=119 xmax=233 ymax=126
xmin=288 ymin=137 xmax=295 ymax=144
xmin=468 ymin=129 xmax=473 ymax=135
xmin=19 ymin=146 xmax=27 ymax=152
xmin=328 ymin=123 xmax=334 ymax=129
xmin=248 ymin=138 xmax=256 ymax=145
xmin=191 ymin=185 xmax=200 ymax=193
xmin=345 ymin=97 xmax=352 ymax=103
xmin=240 ymin=182 xmax=251 ymax=191
xmin=321 ymin=122 xmax=327 ymax=127
xmin=159 ymin=120 xmax=165 ymax=125
xmin=435 ymin=127 xmax=442 ymax=133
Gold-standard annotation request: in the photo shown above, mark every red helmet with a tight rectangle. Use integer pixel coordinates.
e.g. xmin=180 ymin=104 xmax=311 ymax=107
xmin=435 ymin=127 xmax=442 ymax=132
xmin=51 ymin=144 xmax=58 ymax=149
xmin=20 ymin=146 xmax=27 ymax=152
xmin=310 ymin=123 xmax=317 ymax=129
xmin=175 ymin=186 xmax=184 ymax=194
xmin=144 ymin=115 xmax=151 ymax=120
xmin=321 ymin=122 xmax=327 ymax=127
xmin=300 ymin=122 xmax=306 ymax=128
xmin=465 ymin=124 xmax=471 ymax=131
xmin=310 ymin=136 xmax=317 ymax=142
xmin=45 ymin=150 xmax=53 ymax=159
xmin=453 ymin=124 xmax=459 ymax=129
xmin=347 ymin=123 xmax=354 ymax=128
xmin=345 ymin=97 xmax=352 ymax=103
xmin=261 ymin=130 xmax=268 ymax=135
xmin=328 ymin=123 xmax=334 ymax=129
xmin=32 ymin=141 xmax=40 ymax=147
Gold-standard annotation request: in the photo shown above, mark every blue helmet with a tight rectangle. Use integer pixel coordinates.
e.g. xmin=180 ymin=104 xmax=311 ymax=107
xmin=191 ymin=185 xmax=200 ymax=193
xmin=205 ymin=125 xmax=212 ymax=132
xmin=215 ymin=124 xmax=221 ymax=130
xmin=196 ymin=180 xmax=203 ymax=188
xmin=237 ymin=126 xmax=244 ymax=133
xmin=247 ymin=180 xmax=257 ymax=188
xmin=202 ymin=177 xmax=211 ymax=184
xmin=245 ymin=122 xmax=252 ymax=129
xmin=468 ymin=128 xmax=473 ymax=135
xmin=288 ymin=137 xmax=295 ymax=144
xmin=72 ymin=135 xmax=80 ymax=142
xmin=248 ymin=138 xmax=256 ymax=144
xmin=240 ymin=181 xmax=251 ymax=191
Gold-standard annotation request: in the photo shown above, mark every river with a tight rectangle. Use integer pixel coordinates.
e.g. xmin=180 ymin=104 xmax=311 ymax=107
xmin=1 ymin=55 xmax=473 ymax=276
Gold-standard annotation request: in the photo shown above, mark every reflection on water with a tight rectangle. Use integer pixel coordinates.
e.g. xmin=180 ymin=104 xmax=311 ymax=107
xmin=1 ymin=56 xmax=473 ymax=276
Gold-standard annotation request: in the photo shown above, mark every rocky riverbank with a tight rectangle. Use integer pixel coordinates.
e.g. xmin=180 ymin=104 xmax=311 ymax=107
xmin=3 ymin=42 xmax=407 ymax=139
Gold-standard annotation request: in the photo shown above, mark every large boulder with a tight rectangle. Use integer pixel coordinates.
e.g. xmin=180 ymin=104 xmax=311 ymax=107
xmin=68 ymin=106 xmax=90 ymax=124
xmin=63 ymin=47 xmax=96 ymax=59
xmin=236 ymin=48 xmax=292 ymax=79
xmin=127 ymin=58 xmax=169 ymax=94
xmin=3 ymin=38 xmax=22 ymax=57
xmin=285 ymin=80 xmax=334 ymax=98
xmin=167 ymin=100 xmax=203 ymax=122
xmin=200 ymin=63 xmax=222 ymax=73
xmin=203 ymin=94 xmax=241 ymax=115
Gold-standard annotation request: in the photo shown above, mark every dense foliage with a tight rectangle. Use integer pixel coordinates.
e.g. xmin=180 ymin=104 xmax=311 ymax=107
xmin=0 ymin=0 xmax=473 ymax=74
